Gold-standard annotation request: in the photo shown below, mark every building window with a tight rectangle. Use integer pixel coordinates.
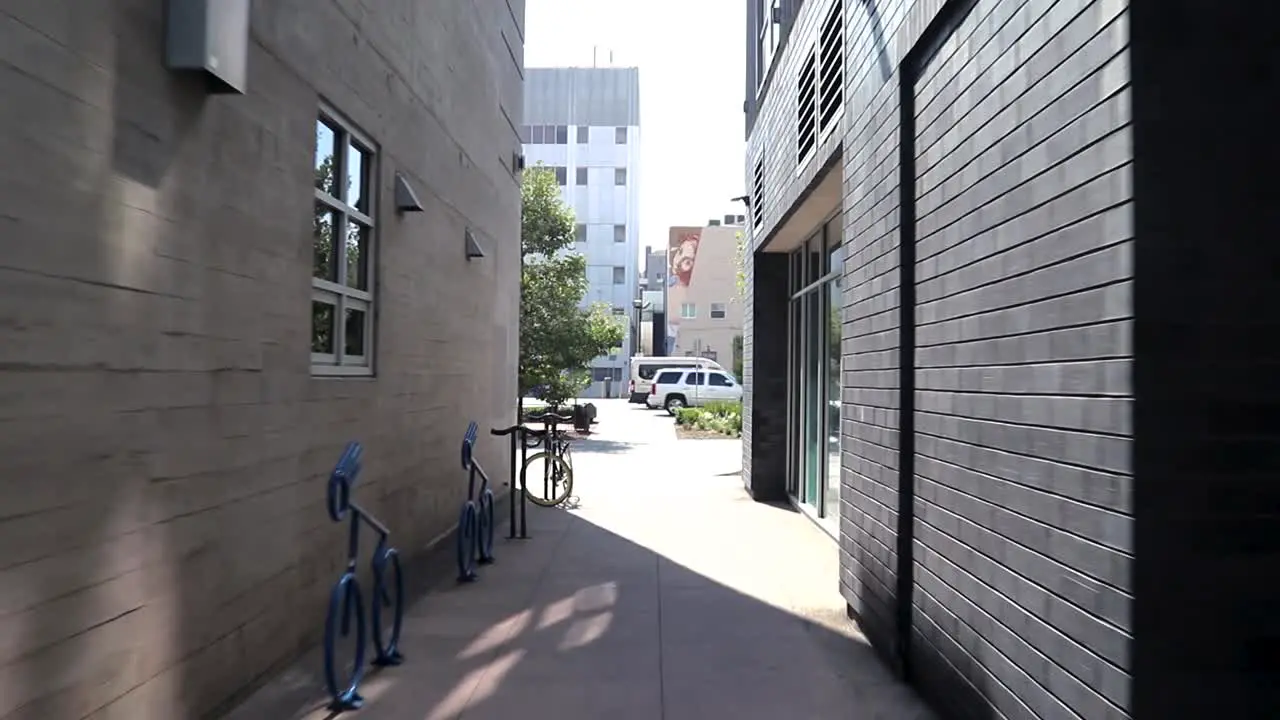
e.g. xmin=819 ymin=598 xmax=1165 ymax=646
xmin=554 ymin=125 xmax=568 ymax=144
xmin=554 ymin=166 xmax=567 ymax=185
xmin=612 ymin=307 xmax=626 ymax=316
xmin=612 ymin=266 xmax=626 ymax=284
xmin=519 ymin=125 xmax=531 ymax=143
xmin=710 ymin=303 xmax=727 ymax=319
xmin=757 ymin=0 xmax=781 ymax=89
xmin=615 ymin=126 xmax=627 ymax=144
xmin=681 ymin=303 xmax=696 ymax=319
xmin=577 ymin=125 xmax=589 ymax=143
xmin=615 ymin=168 xmax=627 ymax=186
xmin=576 ymin=223 xmax=587 ymax=243
xmin=313 ymin=111 xmax=376 ymax=375
xmin=576 ymin=167 xmax=589 ymax=185
xmin=529 ymin=125 xmax=544 ymax=143
xmin=613 ymin=224 xmax=626 ymax=243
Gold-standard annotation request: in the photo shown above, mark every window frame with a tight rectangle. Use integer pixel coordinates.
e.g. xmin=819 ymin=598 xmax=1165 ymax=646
xmin=577 ymin=125 xmax=589 ymax=143
xmin=612 ymin=266 xmax=627 ymax=285
xmin=681 ymin=302 xmax=697 ymax=319
xmin=710 ymin=302 xmax=727 ymax=319
xmin=613 ymin=224 xmax=627 ymax=243
xmin=614 ymin=168 xmax=627 ymax=186
xmin=554 ymin=166 xmax=568 ymax=185
xmin=614 ymin=126 xmax=628 ymax=144
xmin=312 ymin=105 xmax=378 ymax=377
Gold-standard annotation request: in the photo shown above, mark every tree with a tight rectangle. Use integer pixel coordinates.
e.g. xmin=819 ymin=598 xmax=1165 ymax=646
xmin=520 ymin=165 xmax=626 ymax=407
xmin=733 ymin=231 xmax=747 ymax=302
xmin=732 ymin=334 xmax=744 ymax=379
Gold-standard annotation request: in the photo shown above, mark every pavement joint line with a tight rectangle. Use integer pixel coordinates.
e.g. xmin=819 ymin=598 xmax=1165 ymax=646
xmin=453 ymin=509 xmax=581 ymax=720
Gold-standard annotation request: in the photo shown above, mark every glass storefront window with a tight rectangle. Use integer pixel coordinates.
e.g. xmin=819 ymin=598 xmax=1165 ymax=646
xmin=785 ymin=219 xmax=843 ymax=529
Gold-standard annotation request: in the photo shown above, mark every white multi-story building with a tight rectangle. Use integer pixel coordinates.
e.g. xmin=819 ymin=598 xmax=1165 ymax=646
xmin=522 ymin=67 xmax=641 ymax=398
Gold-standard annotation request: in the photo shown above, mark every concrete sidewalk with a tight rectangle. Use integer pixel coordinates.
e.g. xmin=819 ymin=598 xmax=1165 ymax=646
xmin=225 ymin=401 xmax=933 ymax=720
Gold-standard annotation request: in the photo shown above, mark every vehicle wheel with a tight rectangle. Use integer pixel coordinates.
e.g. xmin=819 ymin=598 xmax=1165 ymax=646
xmin=371 ymin=548 xmax=405 ymax=666
xmin=456 ymin=501 xmax=478 ymax=581
xmin=520 ymin=451 xmax=574 ymax=507
xmin=664 ymin=395 xmax=686 ymax=414
xmin=324 ymin=573 xmax=367 ymax=710
xmin=477 ymin=488 xmax=496 ymax=564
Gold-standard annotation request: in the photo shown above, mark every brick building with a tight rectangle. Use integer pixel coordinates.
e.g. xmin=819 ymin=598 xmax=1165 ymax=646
xmin=0 ymin=0 xmax=524 ymax=716
xmin=742 ymin=0 xmax=1278 ymax=718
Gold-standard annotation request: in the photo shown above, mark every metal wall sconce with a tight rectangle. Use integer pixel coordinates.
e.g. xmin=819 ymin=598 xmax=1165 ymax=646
xmin=164 ymin=0 xmax=250 ymax=94
xmin=465 ymin=228 xmax=486 ymax=261
xmin=394 ymin=174 xmax=424 ymax=213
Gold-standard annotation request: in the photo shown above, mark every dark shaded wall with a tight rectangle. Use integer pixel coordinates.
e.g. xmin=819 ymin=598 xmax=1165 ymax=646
xmin=748 ymin=0 xmax=1139 ymax=717
xmin=0 ymin=0 xmax=524 ymax=717
xmin=742 ymin=251 xmax=789 ymax=501
xmin=1129 ymin=1 xmax=1280 ymax=716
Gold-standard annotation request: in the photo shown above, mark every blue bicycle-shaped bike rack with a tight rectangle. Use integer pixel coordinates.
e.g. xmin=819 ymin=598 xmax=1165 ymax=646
xmin=457 ymin=422 xmax=496 ymax=582
xmin=323 ymin=442 xmax=405 ymax=711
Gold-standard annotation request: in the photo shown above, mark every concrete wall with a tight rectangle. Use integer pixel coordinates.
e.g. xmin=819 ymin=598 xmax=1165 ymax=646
xmin=0 ymin=0 xmax=523 ymax=717
xmin=745 ymin=0 xmax=1137 ymax=717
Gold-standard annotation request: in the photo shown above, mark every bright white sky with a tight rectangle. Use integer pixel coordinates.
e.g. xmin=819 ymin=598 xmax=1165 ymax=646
xmin=524 ymin=0 xmax=748 ymax=259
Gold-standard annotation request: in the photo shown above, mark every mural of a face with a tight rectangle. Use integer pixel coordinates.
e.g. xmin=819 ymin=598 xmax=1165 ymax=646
xmin=668 ymin=233 xmax=701 ymax=287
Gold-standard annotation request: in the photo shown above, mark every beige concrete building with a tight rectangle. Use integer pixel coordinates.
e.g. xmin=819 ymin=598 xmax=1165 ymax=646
xmin=0 ymin=1 xmax=523 ymax=717
xmin=666 ymin=222 xmax=743 ymax=371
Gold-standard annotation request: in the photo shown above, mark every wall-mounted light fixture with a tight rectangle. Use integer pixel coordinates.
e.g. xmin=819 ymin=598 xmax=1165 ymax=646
xmin=165 ymin=0 xmax=250 ymax=94
xmin=465 ymin=228 xmax=486 ymax=261
xmin=394 ymin=173 xmax=424 ymax=213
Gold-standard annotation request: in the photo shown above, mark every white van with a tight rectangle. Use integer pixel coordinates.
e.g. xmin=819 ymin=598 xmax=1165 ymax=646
xmin=628 ymin=356 xmax=726 ymax=403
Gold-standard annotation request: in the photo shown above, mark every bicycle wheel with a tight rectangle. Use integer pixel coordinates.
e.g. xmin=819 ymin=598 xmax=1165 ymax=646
xmin=456 ymin=501 xmax=478 ymax=581
xmin=323 ymin=573 xmax=367 ymax=710
xmin=477 ymin=488 xmax=495 ymax=564
xmin=371 ymin=547 xmax=405 ymax=666
xmin=520 ymin=451 xmax=574 ymax=508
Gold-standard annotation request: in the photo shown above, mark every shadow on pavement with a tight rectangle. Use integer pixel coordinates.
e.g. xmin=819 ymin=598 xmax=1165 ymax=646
xmin=567 ymin=436 xmax=643 ymax=455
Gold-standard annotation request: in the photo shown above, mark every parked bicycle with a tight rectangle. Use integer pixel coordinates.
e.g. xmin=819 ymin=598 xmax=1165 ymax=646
xmin=521 ymin=412 xmax=575 ymax=507
xmin=457 ymin=422 xmax=497 ymax=581
xmin=323 ymin=442 xmax=405 ymax=711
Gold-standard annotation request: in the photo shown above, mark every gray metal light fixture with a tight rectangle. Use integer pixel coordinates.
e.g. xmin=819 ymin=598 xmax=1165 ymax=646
xmin=165 ymin=0 xmax=250 ymax=94
xmin=394 ymin=173 xmax=424 ymax=213
xmin=465 ymin=228 xmax=486 ymax=261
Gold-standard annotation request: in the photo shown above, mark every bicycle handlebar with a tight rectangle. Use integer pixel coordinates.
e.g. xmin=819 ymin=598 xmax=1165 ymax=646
xmin=526 ymin=412 xmax=574 ymax=424
xmin=491 ymin=424 xmax=549 ymax=438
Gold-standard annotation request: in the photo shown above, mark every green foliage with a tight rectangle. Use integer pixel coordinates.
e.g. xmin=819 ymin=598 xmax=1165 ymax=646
xmin=520 ymin=165 xmax=626 ymax=401
xmin=733 ymin=231 xmax=747 ymax=302
xmin=675 ymin=401 xmax=742 ymax=437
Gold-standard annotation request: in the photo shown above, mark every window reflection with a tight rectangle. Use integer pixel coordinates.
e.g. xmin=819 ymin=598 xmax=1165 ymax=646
xmin=347 ymin=141 xmax=370 ymax=212
xmin=315 ymin=120 xmax=338 ymax=195
xmin=312 ymin=301 xmax=335 ymax=354
xmin=344 ymin=308 xmax=366 ymax=358
xmin=345 ymin=221 xmax=369 ymax=290
xmin=313 ymin=205 xmax=337 ymax=281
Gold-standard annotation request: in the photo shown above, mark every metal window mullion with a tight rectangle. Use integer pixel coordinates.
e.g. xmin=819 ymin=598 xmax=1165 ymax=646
xmin=335 ymin=290 xmax=348 ymax=365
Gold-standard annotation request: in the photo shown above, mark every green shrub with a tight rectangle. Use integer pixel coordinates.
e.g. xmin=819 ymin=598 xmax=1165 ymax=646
xmin=674 ymin=407 xmax=703 ymax=426
xmin=703 ymin=400 xmax=742 ymax=419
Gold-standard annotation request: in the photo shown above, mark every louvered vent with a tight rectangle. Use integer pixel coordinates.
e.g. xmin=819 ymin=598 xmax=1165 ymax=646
xmin=818 ymin=1 xmax=843 ymax=134
xmin=751 ymin=156 xmax=765 ymax=232
xmin=796 ymin=51 xmax=818 ymax=162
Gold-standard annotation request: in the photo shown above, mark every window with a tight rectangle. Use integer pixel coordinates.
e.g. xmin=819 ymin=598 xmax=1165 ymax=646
xmin=313 ymin=112 xmax=376 ymax=375
xmin=655 ymin=370 xmax=683 ymax=384
xmin=554 ymin=166 xmax=567 ymax=185
xmin=710 ymin=303 xmax=727 ymax=319
xmin=681 ymin=303 xmax=696 ymax=319
xmin=554 ymin=125 xmax=568 ymax=144
xmin=612 ymin=266 xmax=626 ymax=284
xmin=576 ymin=167 xmax=588 ymax=185
xmin=577 ymin=125 xmax=589 ymax=143
xmin=592 ymin=367 xmax=612 ymax=381
xmin=612 ymin=307 xmax=626 ymax=316
xmin=575 ymin=223 xmax=587 ymax=243
xmin=614 ymin=168 xmax=627 ymax=186
xmin=530 ymin=125 xmax=544 ymax=143
xmin=613 ymin=224 xmax=626 ymax=243
xmin=687 ymin=372 xmax=706 ymax=385
xmin=614 ymin=126 xmax=627 ymax=144
xmin=709 ymin=372 xmax=733 ymax=387
xmin=519 ymin=125 xmax=531 ymax=143
xmin=756 ymin=0 xmax=781 ymax=88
